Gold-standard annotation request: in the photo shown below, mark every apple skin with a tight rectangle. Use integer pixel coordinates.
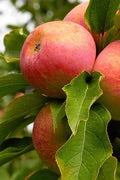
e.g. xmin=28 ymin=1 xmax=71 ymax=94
xmin=64 ymin=2 xmax=89 ymax=31
xmin=20 ymin=21 xmax=96 ymax=98
xmin=32 ymin=104 xmax=71 ymax=173
xmin=93 ymin=40 xmax=120 ymax=120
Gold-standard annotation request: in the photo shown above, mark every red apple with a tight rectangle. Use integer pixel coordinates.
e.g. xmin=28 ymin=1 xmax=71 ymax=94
xmin=64 ymin=2 xmax=89 ymax=31
xmin=32 ymin=104 xmax=71 ymax=172
xmin=64 ymin=2 xmax=108 ymax=44
xmin=20 ymin=21 xmax=96 ymax=98
xmin=93 ymin=40 xmax=120 ymax=120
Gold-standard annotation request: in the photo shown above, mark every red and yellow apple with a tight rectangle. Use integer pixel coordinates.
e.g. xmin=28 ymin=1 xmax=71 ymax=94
xmin=20 ymin=21 xmax=96 ymax=98
xmin=32 ymin=104 xmax=71 ymax=172
xmin=93 ymin=40 xmax=120 ymax=120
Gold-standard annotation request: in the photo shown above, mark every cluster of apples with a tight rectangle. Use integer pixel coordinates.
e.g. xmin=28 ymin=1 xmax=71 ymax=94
xmin=20 ymin=2 xmax=120 ymax=173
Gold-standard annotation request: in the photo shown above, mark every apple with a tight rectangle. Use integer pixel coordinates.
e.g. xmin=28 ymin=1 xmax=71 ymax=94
xmin=64 ymin=2 xmax=108 ymax=44
xmin=32 ymin=104 xmax=71 ymax=172
xmin=64 ymin=2 xmax=89 ymax=31
xmin=20 ymin=21 xmax=96 ymax=98
xmin=93 ymin=40 xmax=120 ymax=120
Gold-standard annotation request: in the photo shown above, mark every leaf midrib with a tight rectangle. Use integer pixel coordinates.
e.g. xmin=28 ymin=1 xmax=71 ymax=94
xmin=77 ymin=122 xmax=87 ymax=180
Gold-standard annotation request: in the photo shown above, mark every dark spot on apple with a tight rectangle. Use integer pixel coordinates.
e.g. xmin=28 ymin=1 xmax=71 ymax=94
xmin=34 ymin=43 xmax=41 ymax=52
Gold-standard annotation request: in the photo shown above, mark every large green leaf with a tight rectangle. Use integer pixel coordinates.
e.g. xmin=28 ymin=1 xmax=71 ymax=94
xmin=0 ymin=137 xmax=34 ymax=166
xmin=97 ymin=156 xmax=117 ymax=180
xmin=3 ymin=29 xmax=27 ymax=62
xmin=0 ymin=93 xmax=48 ymax=144
xmin=56 ymin=104 xmax=112 ymax=180
xmin=0 ymin=73 xmax=28 ymax=98
xmin=27 ymin=169 xmax=59 ymax=180
xmin=85 ymin=0 xmax=120 ymax=33
xmin=63 ymin=72 xmax=102 ymax=134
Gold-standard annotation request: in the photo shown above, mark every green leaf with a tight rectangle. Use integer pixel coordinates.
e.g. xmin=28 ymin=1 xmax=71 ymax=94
xmin=0 ymin=73 xmax=28 ymax=98
xmin=0 ymin=167 xmax=10 ymax=180
xmin=97 ymin=156 xmax=117 ymax=180
xmin=10 ymin=116 xmax=35 ymax=136
xmin=103 ymin=26 xmax=120 ymax=48
xmin=116 ymin=162 xmax=120 ymax=180
xmin=4 ymin=29 xmax=27 ymax=62
xmin=56 ymin=104 xmax=112 ymax=180
xmin=0 ymin=137 xmax=34 ymax=166
xmin=11 ymin=158 xmax=42 ymax=180
xmin=85 ymin=0 xmax=120 ymax=33
xmin=114 ymin=10 xmax=120 ymax=29
xmin=10 ymin=151 xmax=43 ymax=180
xmin=27 ymin=169 xmax=59 ymax=180
xmin=0 ymin=93 xmax=48 ymax=144
xmin=51 ymin=100 xmax=65 ymax=131
xmin=1 ymin=93 xmax=47 ymax=122
xmin=63 ymin=72 xmax=103 ymax=134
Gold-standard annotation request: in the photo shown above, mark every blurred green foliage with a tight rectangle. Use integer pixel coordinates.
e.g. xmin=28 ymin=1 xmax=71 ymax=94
xmin=0 ymin=151 xmax=43 ymax=180
xmin=0 ymin=1 xmax=82 ymax=179
xmin=10 ymin=0 xmax=79 ymax=26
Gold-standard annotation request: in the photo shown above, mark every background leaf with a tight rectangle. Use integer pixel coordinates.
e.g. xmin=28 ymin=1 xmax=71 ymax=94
xmin=0 ymin=137 xmax=34 ymax=166
xmin=97 ymin=156 xmax=117 ymax=180
xmin=103 ymin=26 xmax=120 ymax=48
xmin=0 ymin=58 xmax=19 ymax=76
xmin=0 ymin=93 xmax=48 ymax=144
xmin=3 ymin=29 xmax=27 ymax=62
xmin=116 ymin=162 xmax=120 ymax=180
xmin=114 ymin=10 xmax=120 ymax=29
xmin=26 ymin=169 xmax=59 ymax=180
xmin=0 ymin=73 xmax=28 ymax=98
xmin=0 ymin=167 xmax=10 ymax=180
xmin=11 ymin=156 xmax=42 ymax=180
xmin=63 ymin=72 xmax=103 ymax=134
xmin=56 ymin=104 xmax=112 ymax=180
xmin=85 ymin=0 xmax=120 ymax=33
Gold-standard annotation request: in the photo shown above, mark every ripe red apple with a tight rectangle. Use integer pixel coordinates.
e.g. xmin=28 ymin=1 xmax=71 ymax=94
xmin=93 ymin=40 xmax=120 ymax=120
xmin=64 ymin=2 xmax=108 ymax=44
xmin=64 ymin=2 xmax=89 ymax=31
xmin=32 ymin=104 xmax=71 ymax=172
xmin=20 ymin=21 xmax=96 ymax=98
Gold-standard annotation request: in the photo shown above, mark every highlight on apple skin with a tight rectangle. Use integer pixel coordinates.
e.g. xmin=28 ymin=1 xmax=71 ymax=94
xmin=20 ymin=20 xmax=96 ymax=98
xmin=32 ymin=104 xmax=71 ymax=173
xmin=93 ymin=40 xmax=120 ymax=120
